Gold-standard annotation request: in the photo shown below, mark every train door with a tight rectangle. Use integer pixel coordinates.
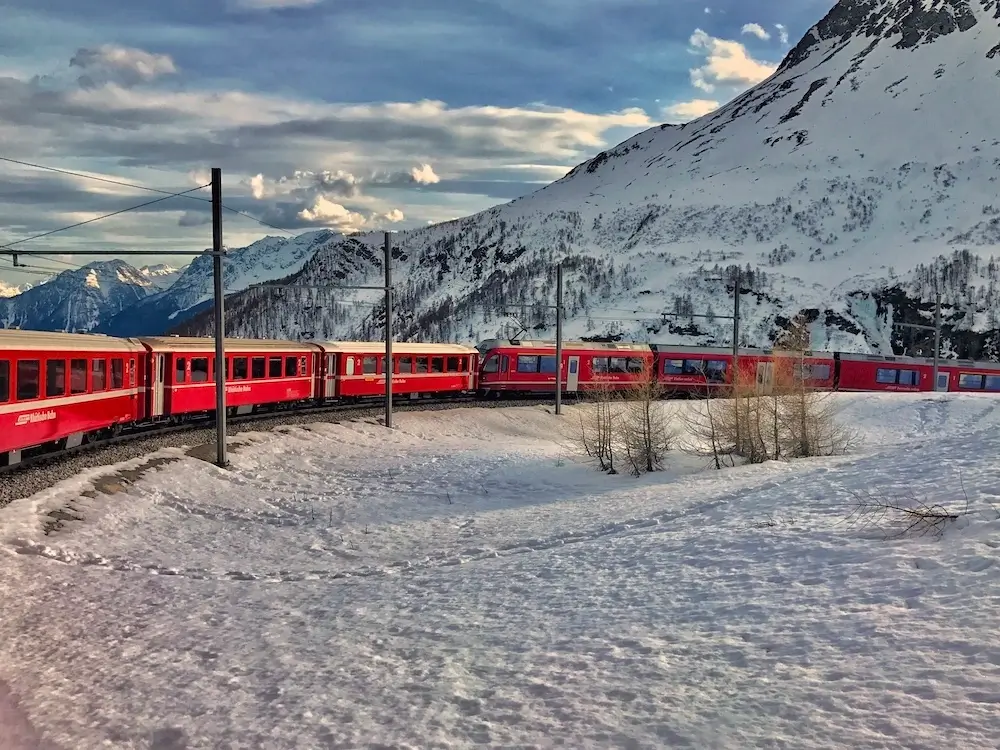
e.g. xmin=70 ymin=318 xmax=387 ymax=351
xmin=935 ymin=371 xmax=949 ymax=392
xmin=325 ymin=354 xmax=337 ymax=398
xmin=152 ymin=354 xmax=165 ymax=417
xmin=756 ymin=362 xmax=774 ymax=394
xmin=566 ymin=356 xmax=580 ymax=393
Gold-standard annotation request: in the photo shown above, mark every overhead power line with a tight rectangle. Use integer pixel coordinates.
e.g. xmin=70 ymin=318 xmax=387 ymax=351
xmin=0 ymin=154 xmax=298 ymax=238
xmin=0 ymin=185 xmax=210 ymax=253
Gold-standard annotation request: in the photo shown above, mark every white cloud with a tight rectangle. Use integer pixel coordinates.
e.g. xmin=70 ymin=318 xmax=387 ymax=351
xmin=69 ymin=44 xmax=176 ymax=88
xmin=410 ymin=164 xmax=439 ymax=184
xmin=741 ymin=23 xmax=770 ymax=41
xmin=688 ymin=29 xmax=778 ymax=93
xmin=775 ymin=23 xmax=789 ymax=45
xmin=249 ymin=173 xmax=266 ymax=199
xmin=295 ymin=196 xmax=404 ymax=231
xmin=662 ymin=98 xmax=720 ymax=123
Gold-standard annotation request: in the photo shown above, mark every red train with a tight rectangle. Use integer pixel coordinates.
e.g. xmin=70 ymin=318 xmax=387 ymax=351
xmin=474 ymin=338 xmax=1000 ymax=398
xmin=3 ymin=330 xmax=999 ymax=467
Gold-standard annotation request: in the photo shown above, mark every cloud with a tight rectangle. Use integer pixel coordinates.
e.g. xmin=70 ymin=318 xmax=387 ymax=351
xmin=178 ymin=210 xmax=211 ymax=227
xmin=741 ymin=23 xmax=770 ymax=41
xmin=291 ymin=196 xmax=405 ymax=231
xmin=69 ymin=44 xmax=176 ymax=89
xmin=688 ymin=28 xmax=778 ymax=93
xmin=229 ymin=0 xmax=324 ymax=9
xmin=775 ymin=23 xmax=789 ymax=45
xmin=662 ymin=98 xmax=720 ymax=123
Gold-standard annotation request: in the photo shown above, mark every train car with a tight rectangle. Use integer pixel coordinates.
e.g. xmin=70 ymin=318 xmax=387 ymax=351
xmin=653 ymin=344 xmax=736 ymax=396
xmin=476 ymin=339 xmax=654 ymax=397
xmin=938 ymin=359 xmax=1000 ymax=393
xmin=0 ymin=330 xmax=145 ymax=466
xmin=137 ymin=336 xmax=318 ymax=419
xmin=836 ymin=353 xmax=934 ymax=393
xmin=316 ymin=341 xmax=478 ymax=400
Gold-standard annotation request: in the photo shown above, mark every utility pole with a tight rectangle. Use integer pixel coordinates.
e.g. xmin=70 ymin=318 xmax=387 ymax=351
xmin=211 ymin=167 xmax=227 ymax=468
xmin=555 ymin=262 xmax=563 ymax=415
xmin=932 ymin=291 xmax=941 ymax=391
xmin=732 ymin=266 xmax=741 ymax=378
xmin=892 ymin=291 xmax=944 ymax=390
xmin=384 ymin=231 xmax=393 ymax=428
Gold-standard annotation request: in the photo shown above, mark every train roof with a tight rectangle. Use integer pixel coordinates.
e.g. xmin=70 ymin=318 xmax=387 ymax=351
xmin=137 ymin=336 xmax=319 ymax=354
xmin=317 ymin=340 xmax=478 ymax=355
xmin=0 ymin=329 xmax=145 ymax=353
xmin=477 ymin=338 xmax=652 ymax=353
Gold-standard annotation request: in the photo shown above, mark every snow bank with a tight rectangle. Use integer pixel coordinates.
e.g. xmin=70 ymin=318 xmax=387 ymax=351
xmin=1 ymin=394 xmax=999 ymax=748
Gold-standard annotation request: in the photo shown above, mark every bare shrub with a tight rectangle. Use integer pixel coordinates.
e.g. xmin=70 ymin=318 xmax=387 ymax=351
xmin=681 ymin=350 xmax=857 ymax=468
xmin=843 ymin=475 xmax=998 ymax=540
xmin=620 ymin=360 xmax=676 ymax=476
xmin=564 ymin=376 xmax=621 ymax=474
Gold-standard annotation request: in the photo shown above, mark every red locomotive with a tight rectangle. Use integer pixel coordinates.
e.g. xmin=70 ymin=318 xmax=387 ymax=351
xmin=3 ymin=329 xmax=1000 ymax=468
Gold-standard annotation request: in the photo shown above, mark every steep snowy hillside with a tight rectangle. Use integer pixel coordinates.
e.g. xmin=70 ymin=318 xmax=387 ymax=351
xmin=98 ymin=231 xmax=341 ymax=336
xmin=177 ymin=0 xmax=1000 ymax=358
xmin=0 ymin=260 xmax=161 ymax=332
xmin=139 ymin=264 xmax=186 ymax=291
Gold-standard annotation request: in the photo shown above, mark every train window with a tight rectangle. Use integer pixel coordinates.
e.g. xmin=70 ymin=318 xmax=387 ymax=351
xmin=70 ymin=359 xmax=87 ymax=394
xmin=682 ymin=360 xmax=704 ymax=375
xmin=875 ymin=368 xmax=897 ymax=384
xmin=609 ymin=357 xmax=628 ymax=373
xmin=398 ymin=356 xmax=413 ymax=374
xmin=430 ymin=357 xmax=444 ymax=373
xmin=663 ymin=359 xmax=683 ymax=375
xmin=285 ymin=356 xmax=297 ymax=377
xmin=959 ymin=372 xmax=985 ymax=389
xmin=539 ymin=356 xmax=557 ymax=373
xmin=592 ymin=357 xmax=608 ymax=372
xmin=379 ymin=357 xmax=386 ymax=374
xmin=706 ymin=360 xmax=727 ymax=382
xmin=446 ymin=356 xmax=460 ymax=372
xmin=0 ymin=361 xmax=8 ymax=403
xmin=17 ymin=360 xmax=39 ymax=401
xmin=362 ymin=356 xmax=378 ymax=374
xmin=412 ymin=357 xmax=425 ymax=373
xmin=232 ymin=357 xmax=248 ymax=380
xmin=46 ymin=359 xmax=66 ymax=398
xmin=111 ymin=358 xmax=124 ymax=389
xmin=175 ymin=357 xmax=186 ymax=384
xmin=986 ymin=375 xmax=1000 ymax=391
xmin=500 ymin=355 xmax=509 ymax=372
xmin=191 ymin=358 xmax=209 ymax=382
xmin=92 ymin=360 xmax=106 ymax=391
xmin=898 ymin=370 xmax=919 ymax=386
xmin=268 ymin=357 xmax=282 ymax=378
xmin=517 ymin=355 xmax=539 ymax=373
xmin=481 ymin=355 xmax=498 ymax=373
xmin=251 ymin=357 xmax=266 ymax=379
xmin=627 ymin=357 xmax=645 ymax=373
xmin=300 ymin=357 xmax=306 ymax=376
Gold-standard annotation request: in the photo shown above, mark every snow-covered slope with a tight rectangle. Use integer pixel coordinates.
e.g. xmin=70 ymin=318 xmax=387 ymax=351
xmin=98 ymin=231 xmax=342 ymax=336
xmin=184 ymin=0 xmax=1000 ymax=357
xmin=2 ymin=396 xmax=999 ymax=747
xmin=138 ymin=263 xmax=186 ymax=291
xmin=0 ymin=260 xmax=167 ymax=333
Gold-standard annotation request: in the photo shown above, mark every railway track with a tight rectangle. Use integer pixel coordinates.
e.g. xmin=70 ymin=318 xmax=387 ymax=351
xmin=0 ymin=396 xmax=548 ymax=508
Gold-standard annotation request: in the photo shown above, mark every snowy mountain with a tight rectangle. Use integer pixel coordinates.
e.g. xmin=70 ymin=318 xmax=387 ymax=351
xmin=0 ymin=260 xmax=165 ymax=333
xmin=178 ymin=0 xmax=1000 ymax=358
xmin=97 ymin=231 xmax=342 ymax=336
xmin=0 ymin=278 xmax=47 ymax=298
xmin=138 ymin=263 xmax=186 ymax=291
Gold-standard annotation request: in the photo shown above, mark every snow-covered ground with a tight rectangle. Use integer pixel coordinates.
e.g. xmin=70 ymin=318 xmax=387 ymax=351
xmin=2 ymin=394 xmax=1000 ymax=749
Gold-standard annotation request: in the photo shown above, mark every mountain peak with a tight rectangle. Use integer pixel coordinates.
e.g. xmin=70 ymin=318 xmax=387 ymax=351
xmin=781 ymin=0 xmax=995 ymax=73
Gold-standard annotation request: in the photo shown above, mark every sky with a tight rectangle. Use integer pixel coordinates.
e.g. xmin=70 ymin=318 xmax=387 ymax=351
xmin=0 ymin=0 xmax=836 ymax=288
